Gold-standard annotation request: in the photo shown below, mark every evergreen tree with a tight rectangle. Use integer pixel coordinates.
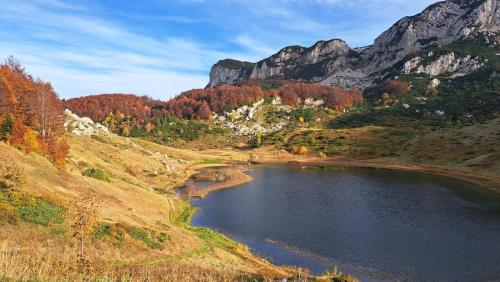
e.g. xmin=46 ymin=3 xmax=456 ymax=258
xmin=0 ymin=113 xmax=13 ymax=141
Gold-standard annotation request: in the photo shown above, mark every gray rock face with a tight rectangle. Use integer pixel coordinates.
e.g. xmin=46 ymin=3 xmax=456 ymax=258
xmin=403 ymin=53 xmax=484 ymax=76
xmin=208 ymin=0 xmax=499 ymax=89
xmin=361 ymin=0 xmax=498 ymax=74
xmin=208 ymin=59 xmax=255 ymax=87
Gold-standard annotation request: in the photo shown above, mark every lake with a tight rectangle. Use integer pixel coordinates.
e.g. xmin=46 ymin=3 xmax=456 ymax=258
xmin=191 ymin=166 xmax=500 ymax=281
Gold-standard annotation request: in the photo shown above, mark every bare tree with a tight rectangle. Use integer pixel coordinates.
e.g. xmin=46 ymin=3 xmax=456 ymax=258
xmin=34 ymin=80 xmax=64 ymax=143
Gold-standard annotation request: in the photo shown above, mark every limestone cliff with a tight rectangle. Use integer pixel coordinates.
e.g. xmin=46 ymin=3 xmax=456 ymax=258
xmin=208 ymin=0 xmax=499 ymax=89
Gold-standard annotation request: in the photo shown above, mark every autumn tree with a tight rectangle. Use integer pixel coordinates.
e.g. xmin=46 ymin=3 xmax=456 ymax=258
xmin=34 ymin=80 xmax=64 ymax=143
xmin=48 ymin=138 xmax=70 ymax=167
xmin=68 ymin=194 xmax=99 ymax=263
xmin=197 ymin=102 xmax=212 ymax=120
xmin=386 ymin=80 xmax=410 ymax=96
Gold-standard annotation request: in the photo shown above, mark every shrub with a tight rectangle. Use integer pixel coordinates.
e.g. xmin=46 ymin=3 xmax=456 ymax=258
xmin=7 ymin=191 xmax=36 ymax=206
xmin=290 ymin=108 xmax=314 ymax=122
xmin=0 ymin=161 xmax=24 ymax=191
xmin=0 ymin=201 xmax=17 ymax=224
xmin=82 ymin=167 xmax=110 ymax=182
xmin=94 ymin=222 xmax=125 ymax=242
xmin=292 ymin=145 xmax=309 ymax=154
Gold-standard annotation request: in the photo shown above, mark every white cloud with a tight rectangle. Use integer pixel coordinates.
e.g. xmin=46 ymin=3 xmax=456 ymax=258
xmin=234 ymin=34 xmax=276 ymax=59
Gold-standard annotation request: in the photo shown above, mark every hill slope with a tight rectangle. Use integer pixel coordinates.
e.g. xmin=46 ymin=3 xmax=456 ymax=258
xmin=0 ymin=125 xmax=294 ymax=281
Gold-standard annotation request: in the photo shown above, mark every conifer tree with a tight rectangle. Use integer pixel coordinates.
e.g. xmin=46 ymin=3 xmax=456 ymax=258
xmin=0 ymin=113 xmax=13 ymax=141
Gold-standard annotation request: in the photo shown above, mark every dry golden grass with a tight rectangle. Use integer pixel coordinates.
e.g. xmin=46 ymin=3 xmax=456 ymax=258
xmin=0 ymin=227 xmax=239 ymax=281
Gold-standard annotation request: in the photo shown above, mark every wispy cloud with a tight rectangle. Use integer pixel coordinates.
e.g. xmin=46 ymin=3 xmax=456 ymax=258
xmin=234 ymin=34 xmax=276 ymax=59
xmin=33 ymin=0 xmax=88 ymax=11
xmin=0 ymin=1 xmax=236 ymax=99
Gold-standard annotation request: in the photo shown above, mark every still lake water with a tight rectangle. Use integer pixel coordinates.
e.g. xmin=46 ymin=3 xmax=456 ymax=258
xmin=191 ymin=166 xmax=500 ymax=281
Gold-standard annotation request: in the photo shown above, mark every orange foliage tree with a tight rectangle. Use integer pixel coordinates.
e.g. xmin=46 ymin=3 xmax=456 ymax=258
xmin=386 ymin=80 xmax=410 ymax=96
xmin=0 ymin=56 xmax=69 ymax=165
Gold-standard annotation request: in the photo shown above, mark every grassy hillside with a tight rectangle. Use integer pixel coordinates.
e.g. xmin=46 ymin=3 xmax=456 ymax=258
xmin=0 ymin=132 xmax=297 ymax=281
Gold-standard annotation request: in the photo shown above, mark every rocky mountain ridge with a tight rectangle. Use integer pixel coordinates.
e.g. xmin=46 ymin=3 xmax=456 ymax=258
xmin=208 ymin=0 xmax=499 ymax=89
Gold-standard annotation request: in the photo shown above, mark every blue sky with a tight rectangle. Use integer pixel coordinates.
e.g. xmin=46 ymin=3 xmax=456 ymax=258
xmin=0 ymin=0 xmax=438 ymax=100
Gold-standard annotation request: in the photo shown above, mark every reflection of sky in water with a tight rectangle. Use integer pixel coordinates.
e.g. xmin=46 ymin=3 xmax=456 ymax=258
xmin=192 ymin=166 xmax=500 ymax=282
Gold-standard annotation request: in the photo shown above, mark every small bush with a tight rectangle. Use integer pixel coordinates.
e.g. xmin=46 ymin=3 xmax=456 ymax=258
xmin=0 ymin=201 xmax=17 ymax=224
xmin=0 ymin=161 xmax=24 ymax=191
xmin=82 ymin=167 xmax=110 ymax=182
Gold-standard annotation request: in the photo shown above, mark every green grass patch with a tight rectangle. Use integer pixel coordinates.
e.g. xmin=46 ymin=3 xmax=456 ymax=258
xmin=128 ymin=228 xmax=164 ymax=250
xmin=198 ymin=157 xmax=221 ymax=165
xmin=189 ymin=227 xmax=236 ymax=250
xmin=173 ymin=204 xmax=195 ymax=226
xmin=16 ymin=198 xmax=66 ymax=226
xmin=82 ymin=167 xmax=111 ymax=182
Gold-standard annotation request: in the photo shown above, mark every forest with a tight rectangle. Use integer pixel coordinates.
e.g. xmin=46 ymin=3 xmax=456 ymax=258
xmin=63 ymin=94 xmax=168 ymax=122
xmin=0 ymin=56 xmax=68 ymax=165
xmin=65 ymin=82 xmax=364 ymax=123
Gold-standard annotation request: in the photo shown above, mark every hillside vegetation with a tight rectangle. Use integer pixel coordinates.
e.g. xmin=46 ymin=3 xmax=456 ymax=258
xmin=0 ymin=58 xmax=308 ymax=281
xmin=0 ymin=132 xmax=300 ymax=281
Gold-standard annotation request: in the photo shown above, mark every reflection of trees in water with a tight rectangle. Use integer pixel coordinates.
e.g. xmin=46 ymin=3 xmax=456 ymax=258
xmin=180 ymin=180 xmax=196 ymax=197
xmin=194 ymin=168 xmax=234 ymax=182
xmin=212 ymin=169 xmax=233 ymax=182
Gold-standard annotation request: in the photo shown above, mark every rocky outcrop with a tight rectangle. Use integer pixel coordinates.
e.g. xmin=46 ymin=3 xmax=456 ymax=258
xmin=64 ymin=109 xmax=109 ymax=136
xmin=360 ymin=0 xmax=499 ymax=74
xmin=250 ymin=39 xmax=352 ymax=81
xmin=208 ymin=0 xmax=499 ymax=89
xmin=403 ymin=53 xmax=484 ymax=76
xmin=208 ymin=59 xmax=254 ymax=87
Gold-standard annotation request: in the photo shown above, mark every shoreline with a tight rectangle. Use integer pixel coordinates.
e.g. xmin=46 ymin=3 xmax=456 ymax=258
xmin=282 ymin=158 xmax=500 ymax=194
xmin=192 ymin=156 xmax=500 ymax=196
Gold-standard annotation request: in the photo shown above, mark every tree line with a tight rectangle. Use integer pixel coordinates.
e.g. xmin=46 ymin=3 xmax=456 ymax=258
xmin=0 ymin=56 xmax=68 ymax=165
xmin=65 ymin=82 xmax=364 ymax=127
